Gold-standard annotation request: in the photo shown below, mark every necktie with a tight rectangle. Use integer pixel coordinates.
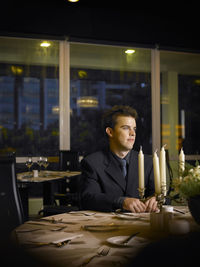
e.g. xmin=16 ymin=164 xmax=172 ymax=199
xmin=120 ymin=159 xmax=127 ymax=178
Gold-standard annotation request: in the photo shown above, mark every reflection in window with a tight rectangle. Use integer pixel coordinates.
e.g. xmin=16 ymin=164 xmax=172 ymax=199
xmin=70 ymin=44 xmax=152 ymax=156
xmin=0 ymin=38 xmax=59 ymax=156
xmin=160 ymin=51 xmax=200 ymax=156
xmin=179 ymin=75 xmax=200 ymax=155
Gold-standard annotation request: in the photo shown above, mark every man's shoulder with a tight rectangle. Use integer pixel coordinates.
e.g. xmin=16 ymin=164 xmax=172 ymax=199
xmin=84 ymin=150 xmax=108 ymax=163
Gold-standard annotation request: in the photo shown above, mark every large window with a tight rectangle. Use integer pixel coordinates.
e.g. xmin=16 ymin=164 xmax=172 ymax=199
xmin=0 ymin=38 xmax=59 ymax=156
xmin=160 ymin=51 xmax=200 ymax=157
xmin=2 ymin=37 xmax=200 ymax=160
xmin=70 ymin=43 xmax=152 ymax=155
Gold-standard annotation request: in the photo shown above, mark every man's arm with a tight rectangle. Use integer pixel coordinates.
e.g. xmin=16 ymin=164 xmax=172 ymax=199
xmin=80 ymin=158 xmax=119 ymax=211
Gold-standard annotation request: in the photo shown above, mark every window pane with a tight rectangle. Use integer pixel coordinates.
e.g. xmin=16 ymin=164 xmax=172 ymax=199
xmin=160 ymin=51 xmax=200 ymax=156
xmin=70 ymin=43 xmax=152 ymax=155
xmin=0 ymin=38 xmax=59 ymax=156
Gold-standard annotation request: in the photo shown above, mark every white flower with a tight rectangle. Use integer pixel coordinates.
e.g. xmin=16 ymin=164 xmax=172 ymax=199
xmin=172 ymin=164 xmax=200 ymax=198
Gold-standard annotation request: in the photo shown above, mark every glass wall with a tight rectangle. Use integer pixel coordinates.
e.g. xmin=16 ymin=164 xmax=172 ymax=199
xmin=0 ymin=37 xmax=59 ymax=156
xmin=160 ymin=51 xmax=200 ymax=158
xmin=70 ymin=43 xmax=152 ymax=155
xmin=1 ymin=36 xmax=200 ymax=160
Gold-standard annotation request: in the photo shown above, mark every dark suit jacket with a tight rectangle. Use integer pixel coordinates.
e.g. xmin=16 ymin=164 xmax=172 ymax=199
xmin=80 ymin=149 xmax=155 ymax=211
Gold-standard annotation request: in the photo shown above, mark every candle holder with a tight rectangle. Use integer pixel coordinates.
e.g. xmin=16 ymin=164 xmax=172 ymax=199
xmin=155 ymin=185 xmax=167 ymax=211
xmin=161 ymin=184 xmax=167 ymax=198
xmin=155 ymin=193 xmax=165 ymax=211
xmin=138 ymin=187 xmax=145 ymax=202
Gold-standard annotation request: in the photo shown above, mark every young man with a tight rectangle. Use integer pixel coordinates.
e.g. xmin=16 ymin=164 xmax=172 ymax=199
xmin=80 ymin=105 xmax=157 ymax=213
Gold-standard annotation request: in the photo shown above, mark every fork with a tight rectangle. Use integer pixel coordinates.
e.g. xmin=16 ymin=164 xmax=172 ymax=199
xmin=81 ymin=245 xmax=110 ymax=266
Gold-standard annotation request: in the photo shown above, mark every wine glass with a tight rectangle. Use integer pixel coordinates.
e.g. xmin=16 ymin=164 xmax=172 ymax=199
xmin=25 ymin=157 xmax=33 ymax=177
xmin=37 ymin=156 xmax=43 ymax=173
xmin=43 ymin=157 xmax=49 ymax=171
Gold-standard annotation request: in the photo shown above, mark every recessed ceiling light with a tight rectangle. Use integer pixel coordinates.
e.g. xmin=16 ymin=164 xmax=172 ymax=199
xmin=40 ymin=41 xmax=51 ymax=48
xmin=68 ymin=0 xmax=79 ymax=2
xmin=125 ymin=49 xmax=135 ymax=54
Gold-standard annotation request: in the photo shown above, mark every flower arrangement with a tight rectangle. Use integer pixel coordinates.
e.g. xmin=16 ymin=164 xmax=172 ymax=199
xmin=172 ymin=163 xmax=200 ymax=199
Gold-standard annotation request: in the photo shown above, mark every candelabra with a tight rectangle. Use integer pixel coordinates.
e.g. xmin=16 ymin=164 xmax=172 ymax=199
xmin=155 ymin=184 xmax=167 ymax=211
xmin=138 ymin=187 xmax=145 ymax=202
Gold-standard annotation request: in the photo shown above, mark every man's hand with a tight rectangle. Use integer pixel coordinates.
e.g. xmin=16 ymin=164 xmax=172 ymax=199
xmin=122 ymin=196 xmax=158 ymax=213
xmin=144 ymin=196 xmax=158 ymax=212
xmin=123 ymin=197 xmax=146 ymax=213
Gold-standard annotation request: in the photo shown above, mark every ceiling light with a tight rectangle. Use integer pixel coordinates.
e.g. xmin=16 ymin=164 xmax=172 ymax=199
xmin=125 ymin=49 xmax=135 ymax=54
xmin=40 ymin=41 xmax=51 ymax=47
xmin=68 ymin=0 xmax=79 ymax=2
xmin=77 ymin=96 xmax=98 ymax=108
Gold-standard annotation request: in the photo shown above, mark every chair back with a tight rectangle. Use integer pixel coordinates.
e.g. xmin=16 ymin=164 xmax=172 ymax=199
xmin=59 ymin=150 xmax=80 ymax=171
xmin=0 ymin=155 xmax=24 ymax=236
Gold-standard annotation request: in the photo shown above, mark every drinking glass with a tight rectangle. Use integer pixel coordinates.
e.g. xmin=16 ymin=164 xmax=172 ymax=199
xmin=37 ymin=156 xmax=43 ymax=173
xmin=43 ymin=157 xmax=49 ymax=171
xmin=25 ymin=157 xmax=33 ymax=177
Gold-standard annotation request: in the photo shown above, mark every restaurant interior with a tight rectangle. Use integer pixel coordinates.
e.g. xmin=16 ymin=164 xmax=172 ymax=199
xmin=1 ymin=1 xmax=200 ymax=266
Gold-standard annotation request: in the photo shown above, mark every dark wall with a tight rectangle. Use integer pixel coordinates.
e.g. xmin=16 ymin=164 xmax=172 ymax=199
xmin=0 ymin=1 xmax=200 ymax=51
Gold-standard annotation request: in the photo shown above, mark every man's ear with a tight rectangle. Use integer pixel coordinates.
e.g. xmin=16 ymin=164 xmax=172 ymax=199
xmin=106 ymin=127 xmax=113 ymax=137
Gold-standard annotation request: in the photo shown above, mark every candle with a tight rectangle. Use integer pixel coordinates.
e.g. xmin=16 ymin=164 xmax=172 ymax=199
xmin=160 ymin=145 xmax=167 ymax=195
xmin=153 ymin=150 xmax=161 ymax=194
xmin=138 ymin=146 xmax=144 ymax=190
xmin=179 ymin=148 xmax=185 ymax=173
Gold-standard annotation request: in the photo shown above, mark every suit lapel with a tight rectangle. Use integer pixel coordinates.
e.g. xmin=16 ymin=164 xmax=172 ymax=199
xmin=125 ymin=150 xmax=139 ymax=198
xmin=104 ymin=153 xmax=126 ymax=191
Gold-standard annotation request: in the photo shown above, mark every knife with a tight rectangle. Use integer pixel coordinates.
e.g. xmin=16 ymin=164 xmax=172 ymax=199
xmin=121 ymin=231 xmax=140 ymax=245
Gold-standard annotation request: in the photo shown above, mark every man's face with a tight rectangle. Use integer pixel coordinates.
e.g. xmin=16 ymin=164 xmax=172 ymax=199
xmin=107 ymin=115 xmax=136 ymax=152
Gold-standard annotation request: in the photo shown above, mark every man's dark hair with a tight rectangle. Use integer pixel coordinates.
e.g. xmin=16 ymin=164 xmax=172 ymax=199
xmin=102 ymin=105 xmax=138 ymax=132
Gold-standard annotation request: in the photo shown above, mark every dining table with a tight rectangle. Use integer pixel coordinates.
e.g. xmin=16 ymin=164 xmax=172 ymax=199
xmin=12 ymin=206 xmax=200 ymax=267
xmin=17 ymin=170 xmax=81 ymax=219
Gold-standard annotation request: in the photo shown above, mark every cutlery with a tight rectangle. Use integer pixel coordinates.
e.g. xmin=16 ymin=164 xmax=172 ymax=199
xmin=82 ymin=223 xmax=117 ymax=231
xmin=51 ymin=226 xmax=67 ymax=231
xmin=30 ymin=218 xmax=76 ymax=225
xmin=115 ymin=212 xmax=145 ymax=219
xmin=120 ymin=231 xmax=140 ymax=245
xmin=115 ymin=212 xmax=138 ymax=217
xmin=69 ymin=211 xmax=96 ymax=216
xmin=26 ymin=239 xmax=71 ymax=248
xmin=81 ymin=245 xmax=110 ymax=266
xmin=39 ymin=218 xmax=65 ymax=224
xmin=16 ymin=228 xmax=41 ymax=233
xmin=24 ymin=234 xmax=83 ymax=248
xmin=173 ymin=208 xmax=187 ymax=214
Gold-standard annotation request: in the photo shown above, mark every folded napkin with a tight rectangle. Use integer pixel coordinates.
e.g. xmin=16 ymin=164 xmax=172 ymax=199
xmin=26 ymin=220 xmax=68 ymax=227
xmin=69 ymin=211 xmax=96 ymax=216
xmin=25 ymin=230 xmax=83 ymax=244
xmin=115 ymin=212 xmax=149 ymax=221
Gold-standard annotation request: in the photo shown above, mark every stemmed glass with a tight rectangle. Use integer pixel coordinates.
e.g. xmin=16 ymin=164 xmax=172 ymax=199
xmin=43 ymin=157 xmax=49 ymax=172
xmin=25 ymin=157 xmax=33 ymax=177
xmin=37 ymin=156 xmax=43 ymax=174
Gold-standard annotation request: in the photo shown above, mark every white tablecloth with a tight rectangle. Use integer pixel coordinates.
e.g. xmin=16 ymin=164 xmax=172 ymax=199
xmin=17 ymin=170 xmax=81 ymax=183
xmin=13 ymin=207 xmax=199 ymax=267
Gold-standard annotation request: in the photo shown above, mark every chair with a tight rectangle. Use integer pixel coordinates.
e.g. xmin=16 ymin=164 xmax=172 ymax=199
xmin=38 ymin=151 xmax=81 ymax=216
xmin=56 ymin=150 xmax=81 ymax=205
xmin=0 ymin=155 xmax=24 ymax=237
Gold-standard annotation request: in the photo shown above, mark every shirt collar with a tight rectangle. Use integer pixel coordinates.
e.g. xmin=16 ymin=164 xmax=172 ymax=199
xmin=110 ymin=150 xmax=130 ymax=164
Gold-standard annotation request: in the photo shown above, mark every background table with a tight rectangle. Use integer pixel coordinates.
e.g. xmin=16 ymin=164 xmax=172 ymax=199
xmin=17 ymin=171 xmax=81 ymax=220
xmin=13 ymin=206 xmax=200 ymax=267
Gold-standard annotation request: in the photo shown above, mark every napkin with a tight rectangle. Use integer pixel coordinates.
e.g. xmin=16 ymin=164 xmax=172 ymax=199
xmin=28 ymin=231 xmax=83 ymax=243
